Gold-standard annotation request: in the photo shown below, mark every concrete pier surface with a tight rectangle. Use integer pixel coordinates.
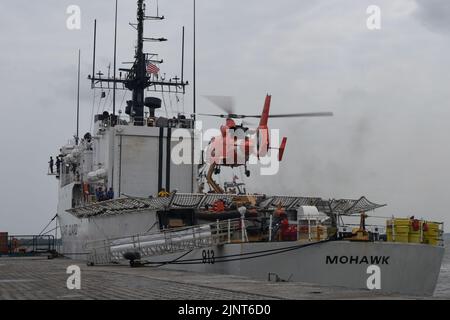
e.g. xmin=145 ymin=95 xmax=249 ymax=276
xmin=0 ymin=256 xmax=420 ymax=300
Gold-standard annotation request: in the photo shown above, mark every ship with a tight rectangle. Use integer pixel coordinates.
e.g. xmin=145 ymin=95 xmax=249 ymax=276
xmin=53 ymin=0 xmax=445 ymax=296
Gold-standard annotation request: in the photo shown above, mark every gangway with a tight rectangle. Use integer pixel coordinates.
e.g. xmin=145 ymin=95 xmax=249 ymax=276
xmin=86 ymin=219 xmax=243 ymax=265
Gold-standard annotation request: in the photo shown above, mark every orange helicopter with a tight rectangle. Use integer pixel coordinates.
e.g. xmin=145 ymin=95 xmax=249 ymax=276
xmin=200 ymin=94 xmax=333 ymax=186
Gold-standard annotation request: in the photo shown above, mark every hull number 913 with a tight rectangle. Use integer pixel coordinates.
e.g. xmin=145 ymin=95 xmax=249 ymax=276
xmin=202 ymin=249 xmax=215 ymax=264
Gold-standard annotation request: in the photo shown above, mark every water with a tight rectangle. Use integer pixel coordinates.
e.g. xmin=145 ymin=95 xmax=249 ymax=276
xmin=434 ymin=239 xmax=450 ymax=298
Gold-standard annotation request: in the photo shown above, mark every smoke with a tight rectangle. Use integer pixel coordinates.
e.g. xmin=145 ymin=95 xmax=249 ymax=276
xmin=414 ymin=0 xmax=450 ymax=35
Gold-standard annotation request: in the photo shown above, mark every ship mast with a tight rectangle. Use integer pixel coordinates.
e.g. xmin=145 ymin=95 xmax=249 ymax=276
xmin=89 ymin=0 xmax=188 ymax=127
xmin=132 ymin=0 xmax=147 ymax=126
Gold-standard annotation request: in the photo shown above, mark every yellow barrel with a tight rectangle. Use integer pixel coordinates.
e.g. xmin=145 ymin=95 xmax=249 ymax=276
xmin=309 ymin=226 xmax=328 ymax=241
xmin=386 ymin=218 xmax=410 ymax=243
xmin=423 ymin=222 xmax=440 ymax=246
xmin=408 ymin=233 xmax=421 ymax=243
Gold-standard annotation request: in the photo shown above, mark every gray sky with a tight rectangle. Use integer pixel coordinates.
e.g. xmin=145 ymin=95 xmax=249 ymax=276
xmin=0 ymin=0 xmax=449 ymax=234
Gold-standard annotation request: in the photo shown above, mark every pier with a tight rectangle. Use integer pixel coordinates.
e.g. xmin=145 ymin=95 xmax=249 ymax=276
xmin=0 ymin=256 xmax=407 ymax=300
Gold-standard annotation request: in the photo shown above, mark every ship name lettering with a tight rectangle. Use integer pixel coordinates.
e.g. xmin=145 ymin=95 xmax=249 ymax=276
xmin=326 ymin=255 xmax=390 ymax=265
xmin=61 ymin=224 xmax=79 ymax=237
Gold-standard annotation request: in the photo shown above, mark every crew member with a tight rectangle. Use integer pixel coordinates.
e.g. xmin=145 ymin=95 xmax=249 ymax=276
xmin=55 ymin=157 xmax=62 ymax=175
xmin=106 ymin=188 xmax=114 ymax=200
xmin=48 ymin=157 xmax=54 ymax=174
xmin=96 ymin=187 xmax=105 ymax=202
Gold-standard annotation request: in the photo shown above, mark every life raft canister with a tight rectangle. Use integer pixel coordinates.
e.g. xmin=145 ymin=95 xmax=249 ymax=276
xmin=212 ymin=199 xmax=226 ymax=212
xmin=411 ymin=219 xmax=420 ymax=232
xmin=280 ymin=219 xmax=298 ymax=241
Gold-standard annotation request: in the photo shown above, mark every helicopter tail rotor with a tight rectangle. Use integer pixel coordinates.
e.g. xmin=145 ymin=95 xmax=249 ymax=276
xmin=278 ymin=137 xmax=287 ymax=161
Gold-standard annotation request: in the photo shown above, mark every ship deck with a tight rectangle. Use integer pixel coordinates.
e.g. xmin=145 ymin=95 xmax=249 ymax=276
xmin=0 ymin=256 xmax=419 ymax=300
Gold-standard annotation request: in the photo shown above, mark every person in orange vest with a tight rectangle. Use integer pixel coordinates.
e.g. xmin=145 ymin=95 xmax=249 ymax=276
xmin=83 ymin=183 xmax=90 ymax=203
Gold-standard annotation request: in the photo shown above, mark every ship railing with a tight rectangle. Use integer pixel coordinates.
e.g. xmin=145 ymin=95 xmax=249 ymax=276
xmin=337 ymin=214 xmax=445 ymax=246
xmin=4 ymin=235 xmax=56 ymax=256
xmin=86 ymin=214 xmax=340 ymax=265
xmin=85 ymin=218 xmax=248 ymax=265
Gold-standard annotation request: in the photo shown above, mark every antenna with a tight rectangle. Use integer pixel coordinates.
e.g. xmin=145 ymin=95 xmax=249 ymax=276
xmin=76 ymin=49 xmax=81 ymax=145
xmin=181 ymin=26 xmax=185 ymax=93
xmin=193 ymin=0 xmax=197 ymax=120
xmin=191 ymin=0 xmax=197 ymax=193
xmin=112 ymin=0 xmax=118 ymax=120
xmin=91 ymin=20 xmax=97 ymax=89
xmin=89 ymin=0 xmax=189 ymax=126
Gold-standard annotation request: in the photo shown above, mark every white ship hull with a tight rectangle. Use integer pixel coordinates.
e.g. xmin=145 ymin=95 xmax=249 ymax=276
xmin=58 ymin=208 xmax=445 ymax=297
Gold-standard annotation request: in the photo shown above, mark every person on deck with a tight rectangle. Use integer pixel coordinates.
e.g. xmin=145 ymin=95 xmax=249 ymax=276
xmin=55 ymin=157 xmax=61 ymax=175
xmin=106 ymin=188 xmax=114 ymax=200
xmin=48 ymin=157 xmax=54 ymax=174
xmin=96 ymin=187 xmax=105 ymax=202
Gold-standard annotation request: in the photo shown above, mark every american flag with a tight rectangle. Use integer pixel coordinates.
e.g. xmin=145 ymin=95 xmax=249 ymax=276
xmin=146 ymin=62 xmax=160 ymax=75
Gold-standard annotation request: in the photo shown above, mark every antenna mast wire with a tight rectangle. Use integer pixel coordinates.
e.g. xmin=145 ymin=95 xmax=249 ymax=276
xmin=112 ymin=0 xmax=119 ymax=119
xmin=76 ymin=49 xmax=81 ymax=145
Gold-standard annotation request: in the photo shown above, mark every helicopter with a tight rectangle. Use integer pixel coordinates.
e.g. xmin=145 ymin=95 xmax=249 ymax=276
xmin=199 ymin=94 xmax=333 ymax=192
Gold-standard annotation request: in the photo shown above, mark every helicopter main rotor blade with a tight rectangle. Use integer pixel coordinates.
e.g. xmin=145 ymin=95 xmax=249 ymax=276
xmin=203 ymin=96 xmax=236 ymax=115
xmin=243 ymin=112 xmax=334 ymax=118
xmin=198 ymin=113 xmax=247 ymax=119
xmin=197 ymin=113 xmax=227 ymax=118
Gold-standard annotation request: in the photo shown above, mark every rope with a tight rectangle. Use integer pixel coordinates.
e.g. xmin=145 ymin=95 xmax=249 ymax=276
xmin=142 ymin=239 xmax=331 ymax=267
xmin=143 ymin=249 xmax=193 ymax=268
xmin=40 ymin=226 xmax=58 ymax=236
xmin=146 ymin=221 xmax=159 ymax=233
xmin=38 ymin=214 xmax=57 ymax=236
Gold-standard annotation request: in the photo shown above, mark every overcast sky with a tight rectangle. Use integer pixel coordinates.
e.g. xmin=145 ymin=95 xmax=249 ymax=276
xmin=0 ymin=0 xmax=449 ymax=234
